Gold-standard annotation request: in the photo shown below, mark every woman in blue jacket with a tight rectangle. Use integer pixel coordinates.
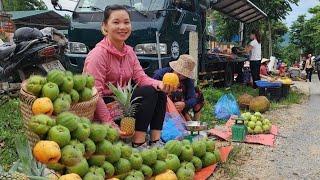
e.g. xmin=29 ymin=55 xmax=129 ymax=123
xmin=153 ymin=55 xmax=204 ymax=121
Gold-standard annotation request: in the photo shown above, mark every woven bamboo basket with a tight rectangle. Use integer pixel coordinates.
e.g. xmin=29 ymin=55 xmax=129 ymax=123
xmin=19 ymin=81 xmax=99 ymax=147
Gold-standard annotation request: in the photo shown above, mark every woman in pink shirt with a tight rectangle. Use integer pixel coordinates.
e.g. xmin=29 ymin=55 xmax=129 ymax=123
xmin=83 ymin=5 xmax=175 ymax=148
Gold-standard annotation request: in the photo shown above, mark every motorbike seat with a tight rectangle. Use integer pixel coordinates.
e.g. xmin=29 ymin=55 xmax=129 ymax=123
xmin=0 ymin=44 xmax=16 ymax=61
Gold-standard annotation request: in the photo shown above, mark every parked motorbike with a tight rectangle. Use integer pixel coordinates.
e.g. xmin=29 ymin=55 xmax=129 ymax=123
xmin=0 ymin=27 xmax=67 ymax=82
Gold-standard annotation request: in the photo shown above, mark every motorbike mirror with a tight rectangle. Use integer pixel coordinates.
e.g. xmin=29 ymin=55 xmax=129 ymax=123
xmin=51 ymin=0 xmax=74 ymax=13
xmin=51 ymin=0 xmax=62 ymax=10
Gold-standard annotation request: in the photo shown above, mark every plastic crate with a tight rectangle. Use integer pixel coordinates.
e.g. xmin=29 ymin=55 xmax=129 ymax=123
xmin=281 ymin=84 xmax=290 ymax=97
xmin=255 ymin=80 xmax=282 ymax=88
xmin=259 ymin=86 xmax=282 ymax=101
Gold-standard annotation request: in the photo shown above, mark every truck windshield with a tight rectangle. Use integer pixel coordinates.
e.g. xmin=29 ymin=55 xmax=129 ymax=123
xmin=76 ymin=0 xmax=166 ymax=12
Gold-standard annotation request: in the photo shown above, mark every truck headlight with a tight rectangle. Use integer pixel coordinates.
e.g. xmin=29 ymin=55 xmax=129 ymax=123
xmin=135 ymin=43 xmax=167 ymax=55
xmin=67 ymin=42 xmax=88 ymax=54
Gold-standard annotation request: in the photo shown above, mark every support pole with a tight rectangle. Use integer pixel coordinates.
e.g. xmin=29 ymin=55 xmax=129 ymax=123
xmin=156 ymin=31 xmax=162 ymax=69
xmin=189 ymin=31 xmax=198 ymax=85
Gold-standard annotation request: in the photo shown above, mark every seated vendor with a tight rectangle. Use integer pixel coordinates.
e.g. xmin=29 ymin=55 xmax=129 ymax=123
xmin=153 ymin=55 xmax=204 ymax=121
xmin=260 ymin=58 xmax=270 ymax=80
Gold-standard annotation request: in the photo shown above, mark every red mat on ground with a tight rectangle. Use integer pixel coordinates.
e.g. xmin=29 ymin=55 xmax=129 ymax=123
xmin=209 ymin=119 xmax=278 ymax=147
xmin=194 ymin=146 xmax=233 ymax=180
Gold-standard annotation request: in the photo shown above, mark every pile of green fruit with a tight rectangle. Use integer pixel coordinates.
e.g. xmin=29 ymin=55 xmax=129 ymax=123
xmin=163 ymin=139 xmax=221 ymax=180
xmin=29 ymin=111 xmax=221 ymax=180
xmin=26 ymin=69 xmax=95 ymax=115
xmin=241 ymin=112 xmax=273 ymax=134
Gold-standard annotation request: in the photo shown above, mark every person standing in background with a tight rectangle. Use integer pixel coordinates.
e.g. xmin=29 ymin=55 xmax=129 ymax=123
xmin=305 ymin=54 xmax=313 ymax=82
xmin=246 ymin=30 xmax=262 ymax=88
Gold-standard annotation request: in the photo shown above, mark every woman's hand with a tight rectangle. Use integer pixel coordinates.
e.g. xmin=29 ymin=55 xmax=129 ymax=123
xmin=174 ymin=101 xmax=185 ymax=112
xmin=119 ymin=130 xmax=134 ymax=138
xmin=157 ymin=82 xmax=177 ymax=93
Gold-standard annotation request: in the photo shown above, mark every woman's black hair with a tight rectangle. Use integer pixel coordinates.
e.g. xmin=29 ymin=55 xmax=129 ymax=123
xmin=103 ymin=4 xmax=130 ymax=23
xmin=251 ymin=30 xmax=261 ymax=44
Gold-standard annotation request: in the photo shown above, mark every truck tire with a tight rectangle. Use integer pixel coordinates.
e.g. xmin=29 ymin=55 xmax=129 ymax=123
xmin=224 ymin=63 xmax=233 ymax=87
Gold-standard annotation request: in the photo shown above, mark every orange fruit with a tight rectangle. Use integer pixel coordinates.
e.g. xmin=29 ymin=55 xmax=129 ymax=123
xmin=162 ymin=73 xmax=179 ymax=88
xmin=32 ymin=97 xmax=54 ymax=115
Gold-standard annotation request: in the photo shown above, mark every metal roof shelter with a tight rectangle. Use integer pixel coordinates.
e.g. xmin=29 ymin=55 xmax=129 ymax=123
xmin=211 ymin=0 xmax=267 ymax=23
xmin=8 ymin=10 xmax=70 ymax=29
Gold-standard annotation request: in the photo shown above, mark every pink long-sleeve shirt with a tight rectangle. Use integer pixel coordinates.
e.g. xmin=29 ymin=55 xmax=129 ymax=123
xmin=83 ymin=37 xmax=161 ymax=125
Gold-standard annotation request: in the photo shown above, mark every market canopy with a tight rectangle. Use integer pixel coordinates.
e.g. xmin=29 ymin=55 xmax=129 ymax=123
xmin=211 ymin=0 xmax=267 ymax=23
xmin=8 ymin=10 xmax=70 ymax=29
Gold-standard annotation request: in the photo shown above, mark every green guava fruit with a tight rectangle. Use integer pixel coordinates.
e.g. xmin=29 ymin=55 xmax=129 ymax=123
xmin=140 ymin=149 xmax=157 ymax=166
xmin=42 ymin=82 xmax=59 ymax=101
xmin=28 ymin=114 xmax=55 ymax=136
xmin=176 ymin=166 xmax=195 ymax=180
xmin=129 ymin=153 xmax=143 ymax=170
xmin=205 ymin=139 xmax=216 ymax=153
xmin=202 ymin=152 xmax=217 ymax=167
xmin=48 ymin=125 xmax=71 ymax=147
xmin=89 ymin=123 xmax=107 ymax=142
xmin=70 ymin=89 xmax=80 ymax=103
xmin=140 ymin=164 xmax=153 ymax=178
xmin=87 ymin=155 xmax=105 ymax=166
xmin=120 ymin=144 xmax=133 ymax=159
xmin=191 ymin=156 xmax=203 ymax=171
xmin=165 ymin=154 xmax=180 ymax=172
xmin=60 ymin=76 xmax=74 ymax=93
xmin=164 ymin=140 xmax=182 ymax=156
xmin=47 ymin=69 xmax=65 ymax=86
xmin=80 ymin=87 xmax=92 ymax=102
xmin=73 ymin=74 xmax=87 ymax=91
xmin=83 ymin=172 xmax=104 ymax=180
xmin=180 ymin=162 xmax=195 ymax=172
xmin=72 ymin=122 xmax=91 ymax=142
xmin=105 ymin=144 xmax=121 ymax=163
xmin=69 ymin=139 xmax=85 ymax=154
xmin=86 ymin=74 xmax=95 ymax=89
xmin=156 ymin=147 xmax=168 ymax=161
xmin=180 ymin=145 xmax=194 ymax=161
xmin=56 ymin=111 xmax=79 ymax=132
xmin=88 ymin=166 xmax=105 ymax=178
xmin=192 ymin=140 xmax=206 ymax=158
xmin=102 ymin=161 xmax=115 ymax=178
xmin=152 ymin=160 xmax=167 ymax=175
xmin=66 ymin=158 xmax=89 ymax=177
xmin=83 ymin=138 xmax=96 ymax=158
xmin=114 ymin=158 xmax=132 ymax=175
xmin=95 ymin=140 xmax=113 ymax=155
xmin=61 ymin=145 xmax=83 ymax=166
xmin=105 ymin=127 xmax=119 ymax=143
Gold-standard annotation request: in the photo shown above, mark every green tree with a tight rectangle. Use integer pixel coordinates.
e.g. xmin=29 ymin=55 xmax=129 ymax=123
xmin=3 ymin=0 xmax=47 ymax=11
xmin=290 ymin=5 xmax=320 ymax=55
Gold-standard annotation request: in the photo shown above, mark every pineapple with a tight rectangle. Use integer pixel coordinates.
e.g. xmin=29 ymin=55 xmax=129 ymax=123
xmin=0 ymin=171 xmax=29 ymax=180
xmin=107 ymin=80 xmax=141 ymax=135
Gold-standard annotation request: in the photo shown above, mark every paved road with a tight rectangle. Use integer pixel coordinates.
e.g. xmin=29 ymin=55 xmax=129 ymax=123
xmin=233 ymin=76 xmax=320 ymax=179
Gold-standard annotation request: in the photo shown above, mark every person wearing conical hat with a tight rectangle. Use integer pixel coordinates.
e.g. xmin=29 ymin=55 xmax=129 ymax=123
xmin=153 ymin=55 xmax=204 ymax=121
xmin=260 ymin=58 xmax=270 ymax=80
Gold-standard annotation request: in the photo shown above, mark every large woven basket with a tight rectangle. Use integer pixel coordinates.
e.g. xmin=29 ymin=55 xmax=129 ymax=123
xmin=19 ymin=81 xmax=99 ymax=147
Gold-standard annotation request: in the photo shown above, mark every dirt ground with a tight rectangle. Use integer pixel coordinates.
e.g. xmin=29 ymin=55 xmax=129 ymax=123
xmin=211 ymin=77 xmax=320 ymax=179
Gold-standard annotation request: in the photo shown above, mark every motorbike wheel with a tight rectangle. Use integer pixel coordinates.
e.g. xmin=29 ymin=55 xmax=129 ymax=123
xmin=18 ymin=67 xmax=46 ymax=81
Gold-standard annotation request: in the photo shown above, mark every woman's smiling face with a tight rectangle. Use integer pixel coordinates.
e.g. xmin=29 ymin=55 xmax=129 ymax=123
xmin=103 ymin=10 xmax=132 ymax=44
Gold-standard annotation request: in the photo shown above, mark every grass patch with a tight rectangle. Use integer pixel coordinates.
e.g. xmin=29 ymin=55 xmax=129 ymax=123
xmin=213 ymin=144 xmax=250 ymax=179
xmin=0 ymin=99 xmax=25 ymax=170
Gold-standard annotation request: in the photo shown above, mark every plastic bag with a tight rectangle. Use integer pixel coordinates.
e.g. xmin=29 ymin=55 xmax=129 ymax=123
xmin=214 ymin=93 xmax=240 ymax=121
xmin=161 ymin=112 xmax=188 ymax=142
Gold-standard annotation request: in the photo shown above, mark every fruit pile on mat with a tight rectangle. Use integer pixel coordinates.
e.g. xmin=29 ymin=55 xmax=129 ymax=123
xmin=241 ymin=112 xmax=273 ymax=134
